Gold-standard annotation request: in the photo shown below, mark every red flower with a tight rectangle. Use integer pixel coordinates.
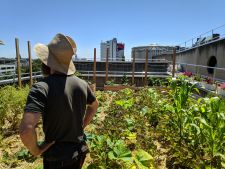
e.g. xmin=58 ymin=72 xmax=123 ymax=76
xmin=204 ymin=77 xmax=213 ymax=84
xmin=183 ymin=71 xmax=192 ymax=77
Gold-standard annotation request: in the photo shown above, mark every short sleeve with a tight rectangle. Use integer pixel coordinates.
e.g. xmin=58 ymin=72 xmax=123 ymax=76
xmin=24 ymin=83 xmax=48 ymax=114
xmin=87 ymin=84 xmax=96 ymax=105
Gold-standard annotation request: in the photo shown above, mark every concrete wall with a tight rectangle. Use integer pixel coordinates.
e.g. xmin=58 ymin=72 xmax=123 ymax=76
xmin=153 ymin=38 xmax=225 ymax=80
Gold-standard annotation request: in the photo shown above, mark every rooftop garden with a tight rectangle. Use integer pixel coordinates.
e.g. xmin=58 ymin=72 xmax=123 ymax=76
xmin=0 ymin=76 xmax=225 ymax=168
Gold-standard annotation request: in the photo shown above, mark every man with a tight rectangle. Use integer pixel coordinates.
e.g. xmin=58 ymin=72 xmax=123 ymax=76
xmin=19 ymin=33 xmax=98 ymax=169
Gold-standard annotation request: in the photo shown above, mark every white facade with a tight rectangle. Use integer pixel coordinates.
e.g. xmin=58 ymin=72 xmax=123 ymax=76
xmin=101 ymin=38 xmax=125 ymax=61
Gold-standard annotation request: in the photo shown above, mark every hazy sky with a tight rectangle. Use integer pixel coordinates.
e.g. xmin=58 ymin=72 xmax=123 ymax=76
xmin=0 ymin=0 xmax=225 ymax=59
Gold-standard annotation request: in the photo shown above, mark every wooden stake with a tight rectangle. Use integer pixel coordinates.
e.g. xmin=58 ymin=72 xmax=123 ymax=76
xmin=144 ymin=48 xmax=148 ymax=86
xmin=105 ymin=48 xmax=109 ymax=82
xmin=93 ymin=48 xmax=97 ymax=83
xmin=15 ymin=38 xmax=21 ymax=88
xmin=172 ymin=48 xmax=176 ymax=78
xmin=132 ymin=49 xmax=135 ymax=85
xmin=28 ymin=41 xmax=33 ymax=87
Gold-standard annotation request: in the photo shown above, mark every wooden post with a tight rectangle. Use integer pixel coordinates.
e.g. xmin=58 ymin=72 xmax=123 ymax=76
xmin=105 ymin=48 xmax=109 ymax=82
xmin=15 ymin=38 xmax=21 ymax=88
xmin=132 ymin=49 xmax=135 ymax=85
xmin=144 ymin=48 xmax=148 ymax=86
xmin=172 ymin=48 xmax=176 ymax=78
xmin=28 ymin=41 xmax=33 ymax=87
xmin=93 ymin=48 xmax=97 ymax=84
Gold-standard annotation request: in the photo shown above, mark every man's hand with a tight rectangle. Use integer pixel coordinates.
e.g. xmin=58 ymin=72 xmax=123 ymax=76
xmin=31 ymin=141 xmax=55 ymax=157
xmin=19 ymin=112 xmax=54 ymax=157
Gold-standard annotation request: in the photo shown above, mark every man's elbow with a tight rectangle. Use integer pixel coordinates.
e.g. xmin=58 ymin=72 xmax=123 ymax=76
xmin=94 ymin=99 xmax=99 ymax=107
xmin=19 ymin=124 xmax=33 ymax=139
xmin=87 ymin=99 xmax=99 ymax=112
xmin=90 ymin=99 xmax=98 ymax=107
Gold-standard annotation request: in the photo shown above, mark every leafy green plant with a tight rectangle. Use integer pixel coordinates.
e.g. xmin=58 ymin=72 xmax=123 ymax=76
xmin=195 ymin=97 xmax=225 ymax=167
xmin=170 ymin=77 xmax=197 ymax=143
xmin=105 ymin=80 xmax=116 ymax=86
xmin=0 ymin=86 xmax=29 ymax=135
xmin=133 ymin=149 xmax=154 ymax=169
xmin=121 ymin=74 xmax=129 ymax=85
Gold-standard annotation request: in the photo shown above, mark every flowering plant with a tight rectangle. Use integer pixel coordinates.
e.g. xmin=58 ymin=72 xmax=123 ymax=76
xmin=203 ymin=77 xmax=213 ymax=84
xmin=218 ymin=83 xmax=225 ymax=90
xmin=182 ymin=71 xmax=193 ymax=77
xmin=193 ymin=75 xmax=203 ymax=82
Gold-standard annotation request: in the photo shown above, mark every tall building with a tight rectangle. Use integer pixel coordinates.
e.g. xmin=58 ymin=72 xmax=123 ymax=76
xmin=101 ymin=38 xmax=125 ymax=61
xmin=131 ymin=44 xmax=174 ymax=61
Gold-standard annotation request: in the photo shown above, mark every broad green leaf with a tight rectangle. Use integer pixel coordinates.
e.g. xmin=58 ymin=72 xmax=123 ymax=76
xmin=133 ymin=149 xmax=154 ymax=169
xmin=108 ymin=140 xmax=132 ymax=162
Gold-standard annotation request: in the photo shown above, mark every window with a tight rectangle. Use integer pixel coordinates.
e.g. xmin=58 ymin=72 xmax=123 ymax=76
xmin=207 ymin=56 xmax=217 ymax=74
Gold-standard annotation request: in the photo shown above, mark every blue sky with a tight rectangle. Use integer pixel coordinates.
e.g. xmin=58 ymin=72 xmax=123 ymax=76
xmin=0 ymin=0 xmax=225 ymax=59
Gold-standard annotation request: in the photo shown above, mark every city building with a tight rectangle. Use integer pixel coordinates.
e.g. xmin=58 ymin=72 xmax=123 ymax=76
xmin=100 ymin=38 xmax=125 ymax=61
xmin=131 ymin=44 xmax=174 ymax=61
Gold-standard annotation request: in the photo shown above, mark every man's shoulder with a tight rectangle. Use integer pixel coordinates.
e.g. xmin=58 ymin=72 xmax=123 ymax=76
xmin=31 ymin=81 xmax=49 ymax=94
xmin=70 ymin=76 xmax=88 ymax=85
xmin=34 ymin=81 xmax=49 ymax=88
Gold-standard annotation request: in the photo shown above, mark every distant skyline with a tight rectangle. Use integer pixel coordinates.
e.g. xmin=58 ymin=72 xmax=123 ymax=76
xmin=0 ymin=0 xmax=225 ymax=60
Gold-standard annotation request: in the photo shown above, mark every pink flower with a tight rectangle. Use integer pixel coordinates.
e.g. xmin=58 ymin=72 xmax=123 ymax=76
xmin=218 ymin=83 xmax=225 ymax=90
xmin=183 ymin=71 xmax=192 ymax=77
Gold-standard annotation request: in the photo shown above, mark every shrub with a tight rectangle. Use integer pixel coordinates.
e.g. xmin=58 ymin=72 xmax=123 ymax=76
xmin=0 ymin=86 xmax=29 ymax=136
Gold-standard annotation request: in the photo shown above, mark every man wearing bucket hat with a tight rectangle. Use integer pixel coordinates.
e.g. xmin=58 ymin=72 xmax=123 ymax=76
xmin=19 ymin=33 xmax=98 ymax=169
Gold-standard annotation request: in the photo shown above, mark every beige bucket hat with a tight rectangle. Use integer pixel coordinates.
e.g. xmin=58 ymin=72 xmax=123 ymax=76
xmin=34 ymin=33 xmax=76 ymax=75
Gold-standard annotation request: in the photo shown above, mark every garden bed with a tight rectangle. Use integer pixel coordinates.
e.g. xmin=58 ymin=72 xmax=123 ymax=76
xmin=103 ymin=85 xmax=136 ymax=91
xmin=0 ymin=79 xmax=225 ymax=168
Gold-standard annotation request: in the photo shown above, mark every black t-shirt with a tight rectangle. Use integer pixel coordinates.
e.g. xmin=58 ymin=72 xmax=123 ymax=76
xmin=24 ymin=74 xmax=96 ymax=143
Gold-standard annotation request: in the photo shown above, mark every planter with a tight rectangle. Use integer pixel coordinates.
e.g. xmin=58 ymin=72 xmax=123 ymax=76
xmin=217 ymin=88 xmax=225 ymax=96
xmin=104 ymin=85 xmax=136 ymax=91
xmin=200 ymin=82 xmax=216 ymax=91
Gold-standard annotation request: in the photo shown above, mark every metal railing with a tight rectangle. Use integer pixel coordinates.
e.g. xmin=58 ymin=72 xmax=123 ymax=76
xmin=150 ymin=24 xmax=225 ymax=56
xmin=0 ymin=71 xmax=42 ymax=85
xmin=167 ymin=61 xmax=225 ymax=84
xmin=176 ymin=24 xmax=225 ymax=53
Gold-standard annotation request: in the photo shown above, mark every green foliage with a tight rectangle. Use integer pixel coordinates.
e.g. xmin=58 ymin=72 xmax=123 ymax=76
xmin=157 ymin=77 xmax=225 ymax=167
xmin=105 ymin=80 xmax=116 ymax=86
xmin=35 ymin=165 xmax=43 ymax=169
xmin=121 ymin=74 xmax=129 ymax=85
xmin=108 ymin=140 xmax=132 ymax=162
xmin=16 ymin=148 xmax=35 ymax=161
xmin=0 ymin=86 xmax=29 ymax=135
xmin=133 ymin=149 xmax=154 ymax=169
xmin=148 ymin=77 xmax=169 ymax=86
xmin=32 ymin=59 xmax=42 ymax=72
xmin=1 ymin=82 xmax=225 ymax=168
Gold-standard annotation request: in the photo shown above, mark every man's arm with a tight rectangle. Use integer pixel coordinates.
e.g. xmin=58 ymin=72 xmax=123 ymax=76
xmin=83 ymin=99 xmax=99 ymax=129
xmin=19 ymin=112 xmax=54 ymax=157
